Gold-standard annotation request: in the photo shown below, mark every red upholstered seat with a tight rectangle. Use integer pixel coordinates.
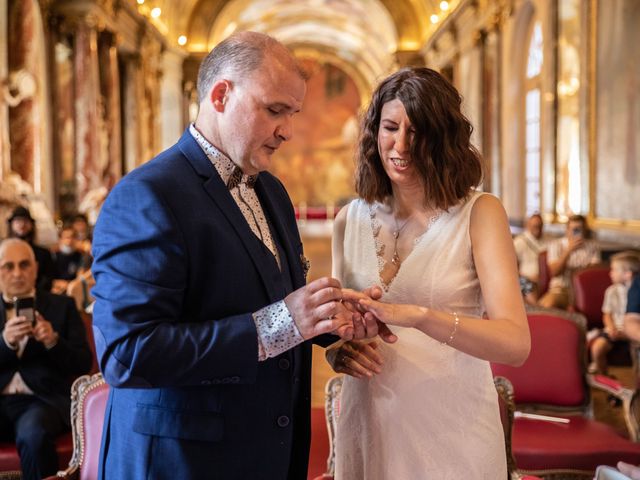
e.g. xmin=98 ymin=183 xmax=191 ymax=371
xmin=572 ymin=265 xmax=612 ymax=330
xmin=492 ymin=308 xmax=640 ymax=477
xmin=514 ymin=416 xmax=640 ymax=471
xmin=537 ymin=251 xmax=551 ymax=297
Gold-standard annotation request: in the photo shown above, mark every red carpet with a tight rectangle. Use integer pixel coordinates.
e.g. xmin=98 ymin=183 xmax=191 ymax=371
xmin=308 ymin=407 xmax=330 ymax=480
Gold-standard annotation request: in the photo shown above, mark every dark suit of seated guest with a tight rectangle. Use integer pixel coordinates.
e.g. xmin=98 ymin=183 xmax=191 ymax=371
xmin=0 ymin=238 xmax=92 ymax=480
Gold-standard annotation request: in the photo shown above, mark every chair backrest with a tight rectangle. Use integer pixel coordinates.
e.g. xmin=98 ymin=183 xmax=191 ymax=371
xmin=323 ymin=375 xmax=343 ymax=478
xmin=492 ymin=308 xmax=589 ymax=413
xmin=537 ymin=251 xmax=550 ymax=297
xmin=572 ymin=264 xmax=612 ymax=330
xmin=57 ymin=373 xmax=109 ymax=480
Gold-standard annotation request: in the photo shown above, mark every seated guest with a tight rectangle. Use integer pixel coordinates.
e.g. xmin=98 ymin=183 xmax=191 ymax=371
xmin=513 ymin=213 xmax=547 ymax=303
xmin=70 ymin=214 xmax=92 ymax=256
xmin=539 ymin=214 xmax=601 ymax=309
xmin=51 ymin=226 xmax=83 ymax=294
xmin=589 ymin=252 xmax=640 ymax=374
xmin=6 ymin=207 xmax=55 ymax=291
xmin=0 ymin=238 xmax=92 ymax=480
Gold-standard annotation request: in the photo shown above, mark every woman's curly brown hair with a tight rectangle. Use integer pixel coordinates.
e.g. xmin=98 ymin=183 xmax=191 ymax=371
xmin=355 ymin=67 xmax=483 ymax=210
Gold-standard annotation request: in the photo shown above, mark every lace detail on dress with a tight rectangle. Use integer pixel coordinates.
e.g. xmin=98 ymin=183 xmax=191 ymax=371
xmin=369 ymin=203 xmax=444 ymax=292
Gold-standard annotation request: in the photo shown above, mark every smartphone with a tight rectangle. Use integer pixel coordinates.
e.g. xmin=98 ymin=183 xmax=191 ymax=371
xmin=572 ymin=226 xmax=583 ymax=237
xmin=15 ymin=297 xmax=35 ymax=327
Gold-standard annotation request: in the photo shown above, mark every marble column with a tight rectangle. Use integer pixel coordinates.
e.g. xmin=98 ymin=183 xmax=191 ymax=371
xmin=51 ymin=33 xmax=76 ymax=217
xmin=6 ymin=0 xmax=54 ymax=208
xmin=98 ymin=30 xmax=122 ymax=187
xmin=481 ymin=27 xmax=502 ymax=196
xmin=0 ymin=0 xmax=8 ymax=180
xmin=139 ymin=32 xmax=163 ymax=162
xmin=160 ymin=47 xmax=187 ymax=151
xmin=8 ymin=0 xmax=40 ymax=187
xmin=73 ymin=16 xmax=103 ymax=202
xmin=121 ymin=53 xmax=141 ymax=173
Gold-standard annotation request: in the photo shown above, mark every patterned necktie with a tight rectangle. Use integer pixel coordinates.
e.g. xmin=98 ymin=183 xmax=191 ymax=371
xmin=227 ymin=166 xmax=258 ymax=190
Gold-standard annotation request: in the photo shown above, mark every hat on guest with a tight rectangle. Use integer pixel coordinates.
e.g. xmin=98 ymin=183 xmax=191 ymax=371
xmin=7 ymin=206 xmax=34 ymax=223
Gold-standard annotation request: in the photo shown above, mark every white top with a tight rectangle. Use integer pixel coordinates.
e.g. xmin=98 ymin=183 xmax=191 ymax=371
xmin=602 ymin=283 xmax=629 ymax=330
xmin=547 ymin=237 xmax=601 ymax=289
xmin=513 ymin=231 xmax=547 ymax=281
xmin=335 ymin=192 xmax=506 ymax=480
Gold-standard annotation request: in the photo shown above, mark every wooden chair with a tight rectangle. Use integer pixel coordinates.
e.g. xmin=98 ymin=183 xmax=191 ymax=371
xmin=44 ymin=373 xmax=108 ymax=480
xmin=313 ymin=375 xmax=536 ymax=480
xmin=491 ymin=308 xmax=640 ymax=479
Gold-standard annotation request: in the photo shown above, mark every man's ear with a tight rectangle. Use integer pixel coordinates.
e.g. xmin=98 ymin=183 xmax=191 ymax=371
xmin=209 ymin=80 xmax=230 ymax=112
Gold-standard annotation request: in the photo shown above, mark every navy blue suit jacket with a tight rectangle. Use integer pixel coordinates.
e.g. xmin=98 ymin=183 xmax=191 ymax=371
xmin=92 ymin=130 xmax=318 ymax=479
xmin=0 ymin=291 xmax=92 ymax=425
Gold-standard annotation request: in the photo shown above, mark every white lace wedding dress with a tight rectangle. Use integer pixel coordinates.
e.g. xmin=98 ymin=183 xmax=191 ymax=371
xmin=334 ymin=192 xmax=507 ymax=480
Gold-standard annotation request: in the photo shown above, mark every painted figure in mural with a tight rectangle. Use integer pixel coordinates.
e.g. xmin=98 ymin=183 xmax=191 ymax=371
xmin=328 ymin=67 xmax=530 ymax=478
xmin=91 ymin=31 xmax=390 ymax=479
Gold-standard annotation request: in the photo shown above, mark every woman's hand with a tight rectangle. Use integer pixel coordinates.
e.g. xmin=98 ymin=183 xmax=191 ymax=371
xmin=325 ymin=340 xmax=383 ymax=379
xmin=341 ymin=286 xmax=398 ymax=343
xmin=357 ymin=297 xmax=427 ymax=329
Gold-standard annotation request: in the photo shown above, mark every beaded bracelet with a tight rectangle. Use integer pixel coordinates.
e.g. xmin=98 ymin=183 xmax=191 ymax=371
xmin=441 ymin=311 xmax=459 ymax=346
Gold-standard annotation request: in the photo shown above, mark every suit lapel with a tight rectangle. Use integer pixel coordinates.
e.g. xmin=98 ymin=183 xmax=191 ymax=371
xmin=254 ymin=178 xmax=305 ymax=289
xmin=177 ymin=131 xmax=282 ymax=303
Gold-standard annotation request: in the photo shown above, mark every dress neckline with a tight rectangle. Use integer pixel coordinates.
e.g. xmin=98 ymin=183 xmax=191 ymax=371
xmin=368 ymin=202 xmax=444 ymax=292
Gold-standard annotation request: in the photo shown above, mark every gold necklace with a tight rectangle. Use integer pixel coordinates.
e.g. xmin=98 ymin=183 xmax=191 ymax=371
xmin=391 ymin=213 xmax=413 ymax=266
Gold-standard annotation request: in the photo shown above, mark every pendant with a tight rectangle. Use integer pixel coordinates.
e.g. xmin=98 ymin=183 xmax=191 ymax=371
xmin=391 ymin=250 xmax=400 ymax=266
xmin=393 ymin=230 xmax=399 ymax=239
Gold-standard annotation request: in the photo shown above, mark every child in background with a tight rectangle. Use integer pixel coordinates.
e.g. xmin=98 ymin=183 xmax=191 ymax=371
xmin=589 ymin=251 xmax=640 ymax=374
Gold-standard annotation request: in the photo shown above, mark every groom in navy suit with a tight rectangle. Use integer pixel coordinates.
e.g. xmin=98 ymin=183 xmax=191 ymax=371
xmin=91 ymin=31 xmax=381 ymax=479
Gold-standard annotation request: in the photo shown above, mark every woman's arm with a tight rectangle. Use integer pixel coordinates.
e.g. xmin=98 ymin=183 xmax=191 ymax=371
xmin=357 ymin=195 xmax=530 ymax=366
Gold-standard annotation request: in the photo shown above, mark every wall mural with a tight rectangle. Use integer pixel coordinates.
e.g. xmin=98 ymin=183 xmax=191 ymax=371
xmin=269 ymin=59 xmax=361 ymax=207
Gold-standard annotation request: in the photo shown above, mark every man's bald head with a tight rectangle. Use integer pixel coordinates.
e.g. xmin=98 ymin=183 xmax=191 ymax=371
xmin=0 ymin=238 xmax=37 ymax=297
xmin=196 ymin=31 xmax=306 ymax=104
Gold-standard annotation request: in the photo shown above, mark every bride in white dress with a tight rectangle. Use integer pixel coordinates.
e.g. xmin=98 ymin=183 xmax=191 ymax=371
xmin=329 ymin=67 xmax=530 ymax=479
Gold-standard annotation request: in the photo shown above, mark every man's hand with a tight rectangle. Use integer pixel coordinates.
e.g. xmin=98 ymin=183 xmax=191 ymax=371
xmin=341 ymin=285 xmax=398 ymax=343
xmin=2 ymin=315 xmax=32 ymax=347
xmin=284 ymin=277 xmax=351 ymax=340
xmin=32 ymin=312 xmax=59 ymax=349
xmin=326 ymin=340 xmax=383 ymax=379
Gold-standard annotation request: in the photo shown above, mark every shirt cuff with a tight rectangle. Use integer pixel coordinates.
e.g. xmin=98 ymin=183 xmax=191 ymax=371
xmin=253 ymin=300 xmax=305 ymax=361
